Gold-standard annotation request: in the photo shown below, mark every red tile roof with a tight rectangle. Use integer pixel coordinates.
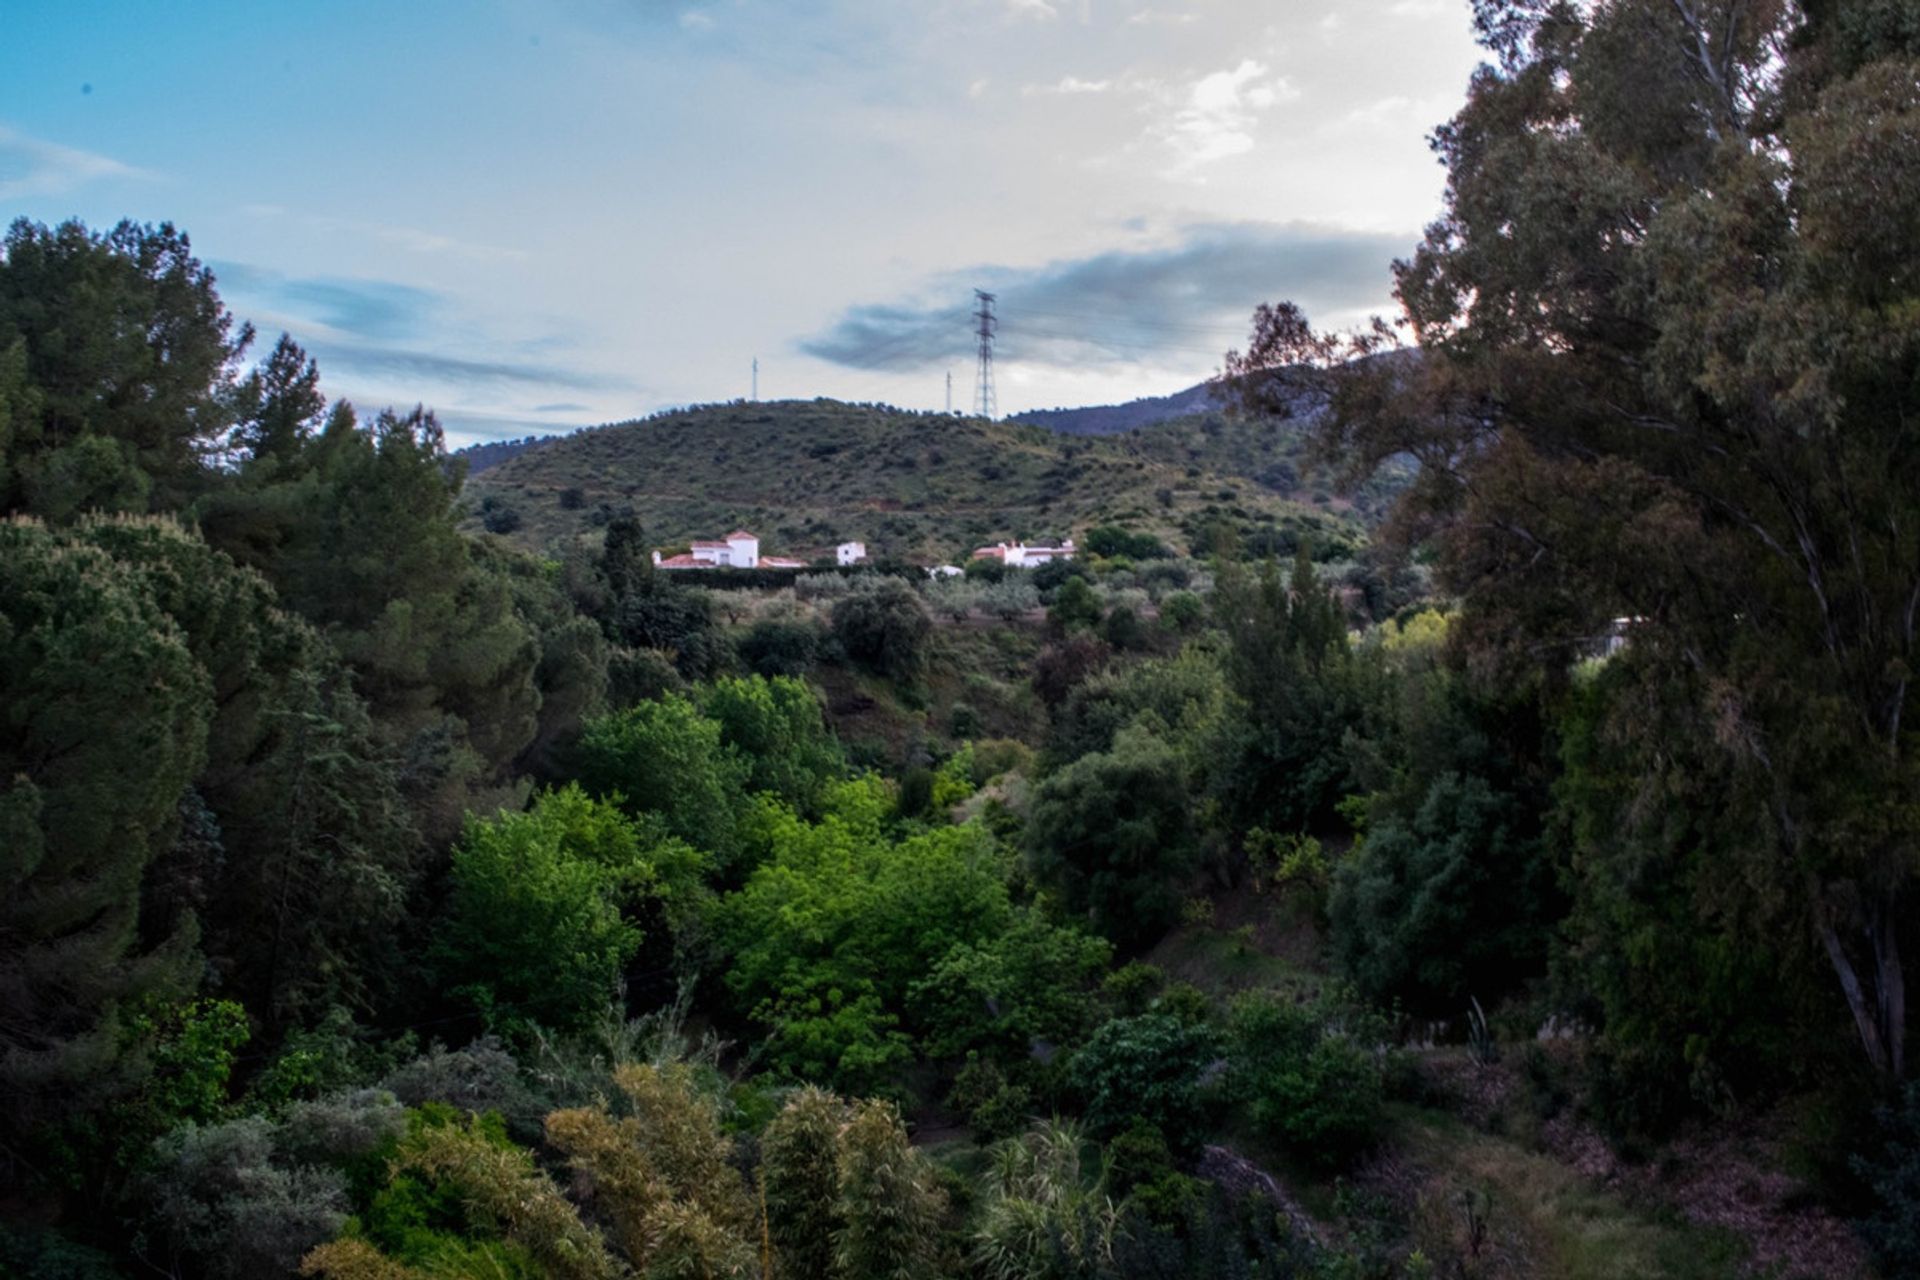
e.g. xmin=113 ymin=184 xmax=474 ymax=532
xmin=725 ymin=529 xmax=757 ymax=540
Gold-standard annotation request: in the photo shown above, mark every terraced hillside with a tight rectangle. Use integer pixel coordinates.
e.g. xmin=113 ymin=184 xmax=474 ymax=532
xmin=462 ymin=398 xmax=1375 ymax=562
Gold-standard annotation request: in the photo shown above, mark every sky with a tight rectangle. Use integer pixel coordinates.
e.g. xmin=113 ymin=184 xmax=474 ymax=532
xmin=0 ymin=1 xmax=1485 ymax=446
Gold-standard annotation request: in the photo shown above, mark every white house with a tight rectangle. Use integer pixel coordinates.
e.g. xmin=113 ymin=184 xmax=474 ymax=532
xmin=654 ymin=529 xmax=806 ymax=571
xmin=970 ymin=538 xmax=1076 ymax=569
xmin=837 ymin=541 xmax=868 ymax=566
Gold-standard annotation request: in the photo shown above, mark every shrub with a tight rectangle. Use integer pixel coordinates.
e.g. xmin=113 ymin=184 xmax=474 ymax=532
xmin=574 ymin=696 xmax=749 ymax=861
xmin=1068 ymin=1014 xmax=1222 ymax=1143
xmin=1161 ymin=591 xmax=1205 ymax=632
xmin=1026 ymin=726 xmax=1197 ymax=949
xmin=1226 ymin=990 xmax=1386 ymax=1169
xmin=1048 ymin=576 xmax=1102 ymax=632
xmin=1855 ymin=1081 xmax=1920 ymax=1278
xmin=831 ymin=578 xmax=932 ymax=683
xmin=738 ymin=617 xmax=822 ymax=678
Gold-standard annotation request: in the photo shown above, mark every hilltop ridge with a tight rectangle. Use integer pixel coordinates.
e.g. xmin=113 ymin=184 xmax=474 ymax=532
xmin=462 ymin=397 xmax=1381 ymax=562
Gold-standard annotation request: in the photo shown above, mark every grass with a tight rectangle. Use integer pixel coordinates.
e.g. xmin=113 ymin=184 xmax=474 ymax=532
xmin=1391 ymin=1107 xmax=1752 ymax=1279
xmin=461 ymin=399 xmax=1382 ymax=562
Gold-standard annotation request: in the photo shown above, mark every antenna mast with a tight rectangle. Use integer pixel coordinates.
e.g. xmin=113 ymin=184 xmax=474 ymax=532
xmin=752 ymin=356 xmax=759 ymax=402
xmin=945 ymin=369 xmax=953 ymax=414
xmin=972 ymin=290 xmax=997 ymax=420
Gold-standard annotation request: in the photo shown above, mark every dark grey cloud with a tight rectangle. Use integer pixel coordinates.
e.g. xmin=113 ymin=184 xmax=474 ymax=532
xmin=799 ymin=221 xmax=1410 ymax=373
xmin=210 ymin=260 xmax=441 ymax=340
xmin=311 ymin=341 xmax=634 ymax=392
xmin=534 ymin=401 xmax=591 ymax=413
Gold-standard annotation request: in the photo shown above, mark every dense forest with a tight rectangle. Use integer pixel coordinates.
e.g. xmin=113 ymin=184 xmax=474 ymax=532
xmin=4 ymin=2 xmax=1920 ymax=1277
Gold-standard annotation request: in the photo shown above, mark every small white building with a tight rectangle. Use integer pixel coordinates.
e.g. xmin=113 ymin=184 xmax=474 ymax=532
xmin=837 ymin=541 xmax=868 ymax=566
xmin=927 ymin=564 xmax=964 ymax=579
xmin=653 ymin=529 xmax=807 ymax=571
xmin=970 ymin=538 xmax=1076 ymax=569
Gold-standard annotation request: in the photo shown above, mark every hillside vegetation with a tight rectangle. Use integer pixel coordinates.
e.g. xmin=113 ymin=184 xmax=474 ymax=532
xmin=462 ymin=399 xmax=1378 ymax=561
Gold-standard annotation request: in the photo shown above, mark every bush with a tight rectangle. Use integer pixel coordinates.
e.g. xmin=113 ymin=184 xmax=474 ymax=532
xmin=1026 ymin=726 xmax=1197 ymax=949
xmin=1068 ymin=1014 xmax=1222 ymax=1143
xmin=1161 ymin=591 xmax=1205 ymax=632
xmin=1048 ymin=576 xmax=1102 ymax=632
xmin=1854 ymin=1081 xmax=1920 ymax=1277
xmin=1329 ymin=772 xmax=1554 ymax=1013
xmin=1031 ymin=634 xmax=1112 ymax=708
xmin=738 ymin=617 xmax=821 ymax=677
xmin=831 ymin=578 xmax=932 ymax=683
xmin=431 ymin=787 xmax=667 ymax=1035
xmin=574 ymin=695 xmax=750 ymax=861
xmin=1226 ymin=990 xmax=1386 ymax=1169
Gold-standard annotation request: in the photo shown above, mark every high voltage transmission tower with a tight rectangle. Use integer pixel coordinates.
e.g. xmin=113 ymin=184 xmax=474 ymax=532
xmin=973 ymin=289 xmax=997 ymax=420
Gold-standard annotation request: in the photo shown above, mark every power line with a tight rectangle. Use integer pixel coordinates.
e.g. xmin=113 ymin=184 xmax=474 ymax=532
xmin=973 ymin=289 xmax=997 ymax=420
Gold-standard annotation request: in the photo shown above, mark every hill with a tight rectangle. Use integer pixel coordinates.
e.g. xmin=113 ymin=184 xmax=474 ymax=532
xmin=461 ymin=398 xmax=1373 ymax=562
xmin=1012 ymin=380 xmax=1221 ymax=435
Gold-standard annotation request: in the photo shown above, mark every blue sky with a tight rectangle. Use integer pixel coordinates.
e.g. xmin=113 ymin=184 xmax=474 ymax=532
xmin=1 ymin=1 xmax=1482 ymax=445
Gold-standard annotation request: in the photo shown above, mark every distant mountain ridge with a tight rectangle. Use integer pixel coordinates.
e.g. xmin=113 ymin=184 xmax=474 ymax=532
xmin=1012 ymin=381 xmax=1222 ymax=436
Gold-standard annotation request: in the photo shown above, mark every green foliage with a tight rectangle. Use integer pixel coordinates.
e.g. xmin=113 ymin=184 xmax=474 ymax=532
xmin=1330 ymin=772 xmax=1552 ymax=1014
xmin=1026 ymin=726 xmax=1197 ymax=948
xmin=831 ymin=577 xmax=932 ymax=683
xmin=1068 ymin=1013 xmax=1221 ymax=1142
xmin=738 ymin=615 xmax=822 ymax=677
xmin=1085 ymin=525 xmax=1169 ymax=560
xmin=1047 ymin=576 xmax=1102 ymax=632
xmin=76 ymin=514 xmax=419 ymax=1028
xmin=197 ymin=405 xmax=547 ymax=844
xmin=0 ymin=218 xmax=247 ymax=514
xmin=1226 ymin=989 xmax=1386 ymax=1169
xmin=1160 ymin=590 xmax=1205 ymax=632
xmin=575 ymin=694 xmax=750 ymax=864
xmin=0 ymin=517 xmax=205 ymax=1136
xmin=836 ymin=1099 xmax=946 ymax=1280
xmin=910 ymin=911 xmax=1111 ymax=1060
xmin=762 ymin=1086 xmax=848 ymax=1280
xmin=1209 ymin=549 xmax=1359 ymax=834
xmin=948 ymin=1054 xmax=1035 ymax=1144
xmin=720 ymin=787 xmax=1011 ymax=1089
xmin=697 ymin=674 xmax=844 ymax=814
xmin=433 ymin=787 xmax=684 ymax=1036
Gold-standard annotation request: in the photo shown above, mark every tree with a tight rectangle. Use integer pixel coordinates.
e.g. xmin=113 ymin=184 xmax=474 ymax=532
xmin=574 ymin=695 xmax=750 ymax=863
xmin=835 ymin=1099 xmax=945 ymax=1280
xmin=431 ymin=787 xmax=656 ymax=1036
xmin=1208 ymin=548 xmax=1357 ymax=835
xmin=231 ymin=333 xmax=325 ymax=472
xmin=697 ymin=675 xmax=844 ymax=814
xmin=1068 ymin=1014 xmax=1221 ymax=1142
xmin=1026 ymin=726 xmax=1198 ymax=949
xmin=0 ymin=218 xmax=250 ymax=515
xmin=1047 ymin=576 xmax=1102 ymax=632
xmin=761 ymin=1087 xmax=847 ymax=1280
xmin=831 ymin=578 xmax=932 ymax=683
xmin=1228 ymin=0 xmax=1920 ymax=1082
xmin=73 ymin=515 xmax=418 ymax=1028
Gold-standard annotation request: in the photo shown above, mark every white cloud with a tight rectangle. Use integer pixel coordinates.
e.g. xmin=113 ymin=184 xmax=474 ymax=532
xmin=1157 ymin=60 xmax=1299 ymax=172
xmin=1024 ymin=74 xmax=1114 ymax=96
xmin=1389 ymin=0 xmax=1454 ymax=15
xmin=1125 ymin=7 xmax=1197 ymax=24
xmin=0 ymin=125 xmax=154 ymax=202
xmin=679 ymin=9 xmax=715 ymax=30
xmin=1004 ymin=0 xmax=1059 ymax=19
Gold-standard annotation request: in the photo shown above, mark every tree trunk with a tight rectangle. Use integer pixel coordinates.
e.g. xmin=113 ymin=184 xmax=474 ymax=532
xmin=1817 ymin=882 xmax=1906 ymax=1081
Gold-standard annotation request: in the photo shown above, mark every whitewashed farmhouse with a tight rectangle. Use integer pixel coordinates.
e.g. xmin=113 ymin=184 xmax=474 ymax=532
xmin=970 ymin=538 xmax=1076 ymax=569
xmin=654 ymin=529 xmax=806 ymax=571
xmin=837 ymin=541 xmax=868 ymax=566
